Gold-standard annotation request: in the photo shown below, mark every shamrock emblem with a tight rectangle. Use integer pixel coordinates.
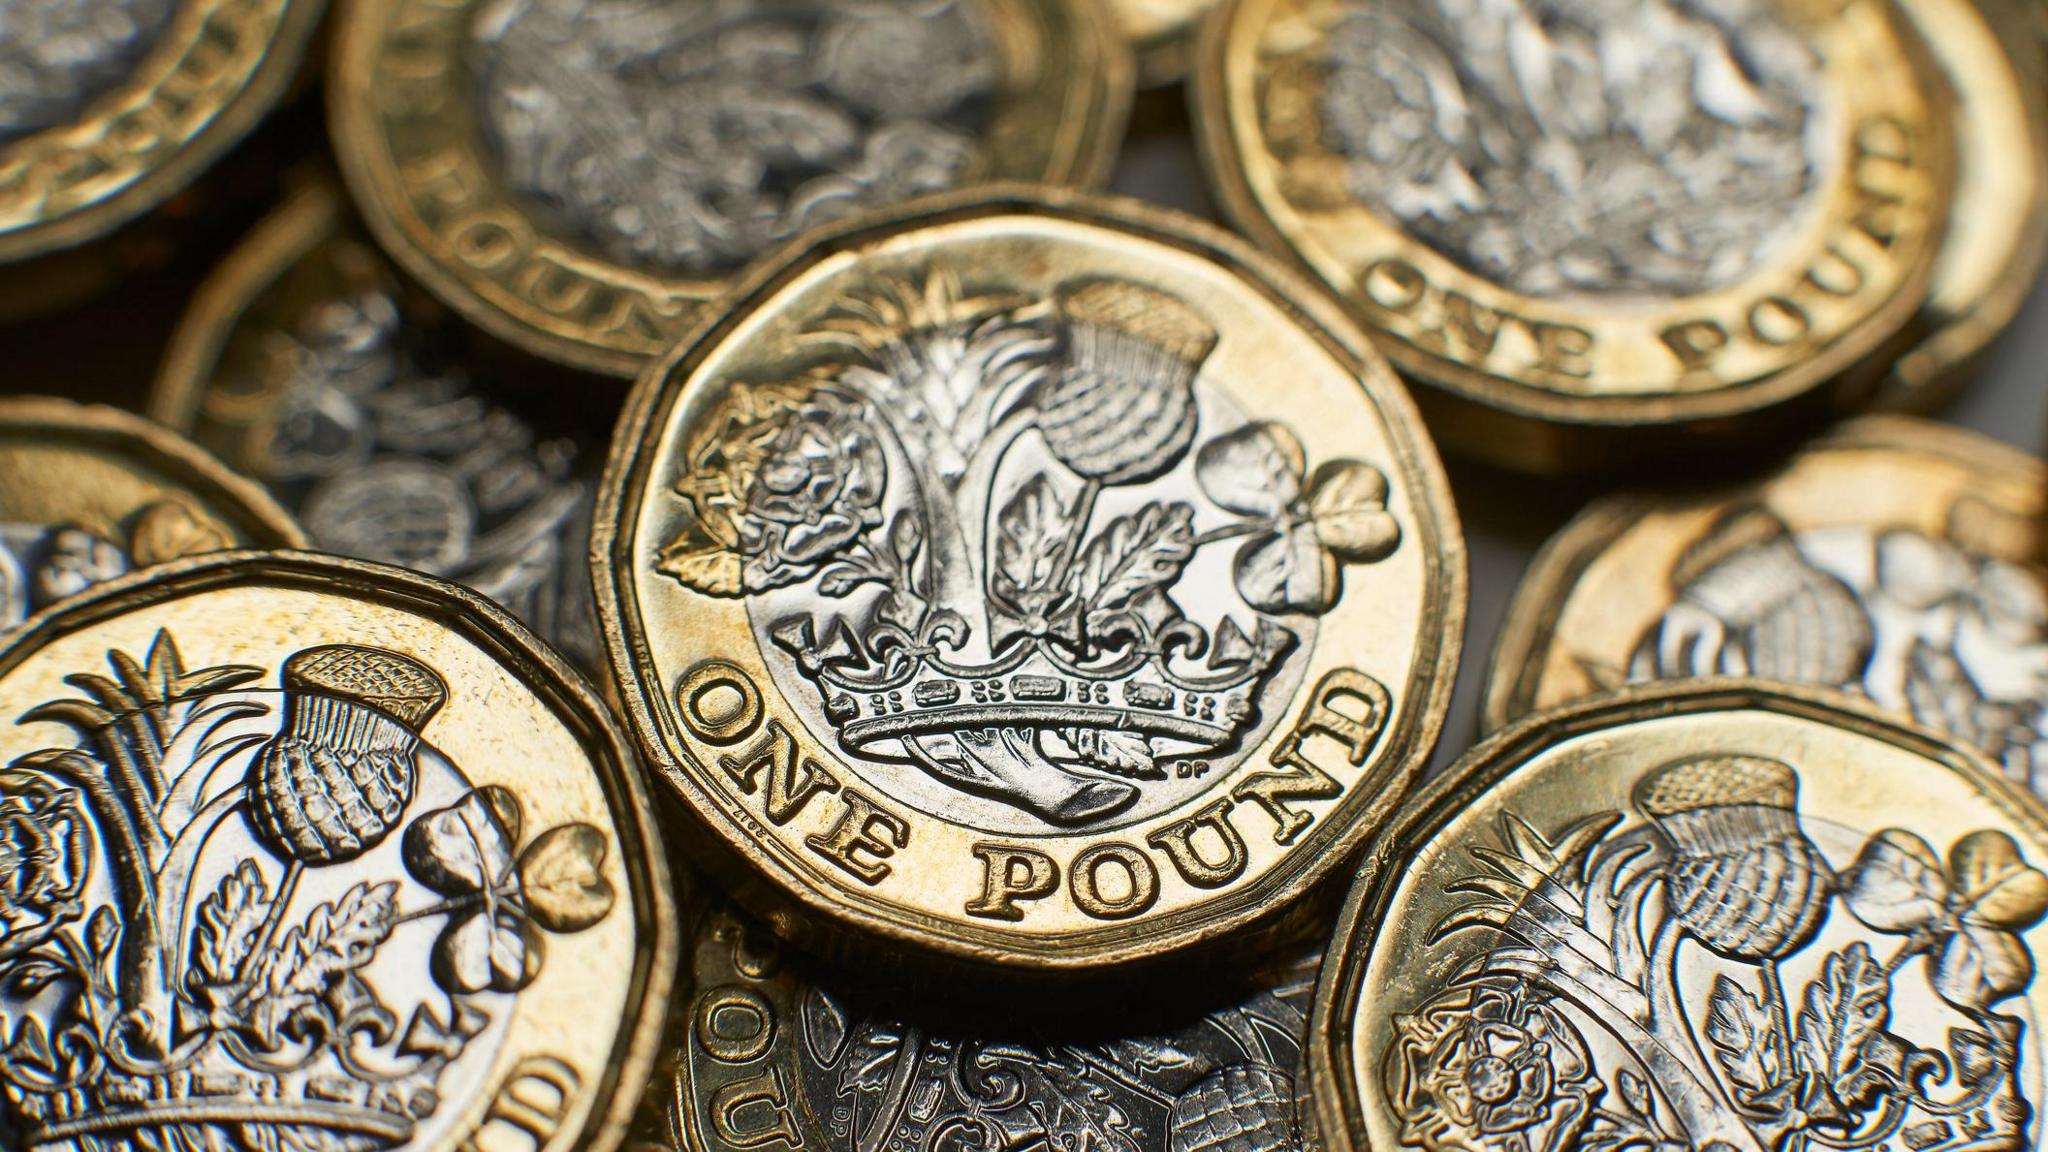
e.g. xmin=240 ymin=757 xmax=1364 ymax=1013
xmin=402 ymin=787 xmax=617 ymax=995
xmin=1195 ymin=422 xmax=1402 ymax=615
xmin=1843 ymin=827 xmax=2048 ymax=1012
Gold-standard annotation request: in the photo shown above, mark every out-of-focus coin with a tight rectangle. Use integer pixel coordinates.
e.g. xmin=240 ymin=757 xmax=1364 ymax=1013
xmin=1881 ymin=0 xmax=2047 ymax=409
xmin=330 ymin=0 xmax=1133 ymax=379
xmin=1194 ymin=0 xmax=1951 ymax=472
xmin=0 ymin=551 xmax=674 ymax=1152
xmin=1310 ymin=681 xmax=2048 ymax=1152
xmin=595 ymin=188 xmax=1464 ymax=971
xmin=1483 ymin=417 xmax=2047 ymax=789
xmin=641 ymin=896 xmax=1318 ymax=1151
xmin=151 ymin=178 xmax=603 ymax=667
xmin=0 ymin=0 xmax=324 ymax=266
xmin=1118 ymin=0 xmax=1223 ymax=86
xmin=0 ymin=396 xmax=302 ymax=628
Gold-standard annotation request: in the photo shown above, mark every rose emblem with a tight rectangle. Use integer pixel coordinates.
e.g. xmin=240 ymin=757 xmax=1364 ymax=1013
xmin=1386 ymin=977 xmax=1598 ymax=1152
xmin=0 ymin=773 xmax=87 ymax=957
xmin=664 ymin=383 xmax=887 ymax=597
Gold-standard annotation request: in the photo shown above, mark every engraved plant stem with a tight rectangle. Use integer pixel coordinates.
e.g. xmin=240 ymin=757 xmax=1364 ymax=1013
xmin=232 ymin=860 xmax=304 ymax=985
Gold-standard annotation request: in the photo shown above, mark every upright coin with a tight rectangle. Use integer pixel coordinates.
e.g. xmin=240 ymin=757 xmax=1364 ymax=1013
xmin=595 ymin=189 xmax=1465 ymax=971
xmin=642 ymin=896 xmax=1318 ymax=1151
xmin=0 ymin=396 xmax=302 ymax=629
xmin=1118 ymin=0 xmax=1223 ymax=86
xmin=0 ymin=0 xmax=323 ymax=264
xmin=1194 ymin=0 xmax=1952 ymax=471
xmin=152 ymin=178 xmax=604 ymax=667
xmin=1311 ymin=681 xmax=2048 ymax=1152
xmin=1484 ymin=417 xmax=2046 ymax=788
xmin=0 ymin=552 xmax=674 ymax=1152
xmin=331 ymin=0 xmax=1133 ymax=379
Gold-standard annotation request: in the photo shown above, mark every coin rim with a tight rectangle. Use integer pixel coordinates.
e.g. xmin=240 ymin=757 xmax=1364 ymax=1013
xmin=0 ymin=547 xmax=679 ymax=1152
xmin=1188 ymin=0 xmax=1952 ymax=431
xmin=1477 ymin=414 xmax=2046 ymax=732
xmin=0 ymin=394 xmax=308 ymax=552
xmin=0 ymin=0 xmax=327 ymax=263
xmin=591 ymin=182 xmax=1467 ymax=972
xmin=1306 ymin=677 xmax=2043 ymax=1152
xmin=327 ymin=0 xmax=1137 ymax=379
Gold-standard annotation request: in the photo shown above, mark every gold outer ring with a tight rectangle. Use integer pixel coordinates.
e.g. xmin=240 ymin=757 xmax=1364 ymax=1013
xmin=1306 ymin=677 xmax=2036 ymax=1152
xmin=1478 ymin=415 xmax=2043 ymax=732
xmin=0 ymin=394 xmax=307 ymax=550
xmin=1189 ymin=0 xmax=1956 ymax=472
xmin=592 ymin=183 xmax=1466 ymax=975
xmin=1118 ymin=0 xmax=1221 ymax=86
xmin=0 ymin=0 xmax=325 ymax=263
xmin=0 ymin=547 xmax=679 ymax=1152
xmin=328 ymin=0 xmax=1135 ymax=379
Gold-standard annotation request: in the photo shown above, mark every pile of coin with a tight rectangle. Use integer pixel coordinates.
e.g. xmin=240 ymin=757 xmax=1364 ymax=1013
xmin=0 ymin=2 xmax=2041 ymax=1151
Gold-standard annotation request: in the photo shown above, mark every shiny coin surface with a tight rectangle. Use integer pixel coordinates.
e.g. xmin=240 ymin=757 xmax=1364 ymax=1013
xmin=151 ymin=178 xmax=603 ymax=667
xmin=331 ymin=0 xmax=1132 ymax=379
xmin=1118 ymin=0 xmax=1222 ymax=86
xmin=595 ymin=189 xmax=1465 ymax=970
xmin=642 ymin=896 xmax=1318 ymax=1151
xmin=1310 ymin=681 xmax=2048 ymax=1152
xmin=1882 ymin=0 xmax=2048 ymax=408
xmin=0 ymin=551 xmax=674 ymax=1152
xmin=0 ymin=396 xmax=303 ymax=629
xmin=0 ymin=0 xmax=323 ymax=264
xmin=1484 ymin=417 xmax=2046 ymax=787
xmin=1194 ymin=0 xmax=1951 ymax=471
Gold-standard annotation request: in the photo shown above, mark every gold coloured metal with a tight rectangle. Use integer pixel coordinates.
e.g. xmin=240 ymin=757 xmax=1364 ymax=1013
xmin=1193 ymin=0 xmax=1953 ymax=471
xmin=0 ymin=0 xmax=324 ymax=265
xmin=594 ymin=187 xmax=1465 ymax=971
xmin=640 ymin=894 xmax=1319 ymax=1150
xmin=1880 ymin=0 xmax=2048 ymax=408
xmin=1117 ymin=0 xmax=1223 ymax=86
xmin=1310 ymin=680 xmax=2048 ymax=1152
xmin=0 ymin=396 xmax=303 ymax=628
xmin=329 ymin=0 xmax=1133 ymax=379
xmin=1483 ymin=417 xmax=2045 ymax=779
xmin=0 ymin=550 xmax=676 ymax=1152
xmin=149 ymin=177 xmax=605 ymax=667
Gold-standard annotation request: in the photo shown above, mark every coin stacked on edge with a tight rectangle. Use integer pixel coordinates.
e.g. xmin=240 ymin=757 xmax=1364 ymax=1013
xmin=0 ymin=2 xmax=2042 ymax=1152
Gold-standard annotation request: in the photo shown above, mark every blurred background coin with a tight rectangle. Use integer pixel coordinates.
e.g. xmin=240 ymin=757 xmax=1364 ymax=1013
xmin=1483 ymin=417 xmax=2047 ymax=791
xmin=151 ymin=176 xmax=606 ymax=667
xmin=0 ymin=394 xmax=302 ymax=627
xmin=1311 ymin=681 xmax=2048 ymax=1152
xmin=330 ymin=0 xmax=1133 ymax=378
xmin=1118 ymin=0 xmax=1222 ymax=86
xmin=1194 ymin=0 xmax=1952 ymax=472
xmin=0 ymin=551 xmax=674 ymax=1152
xmin=594 ymin=188 xmax=1464 ymax=972
xmin=641 ymin=895 xmax=1318 ymax=1151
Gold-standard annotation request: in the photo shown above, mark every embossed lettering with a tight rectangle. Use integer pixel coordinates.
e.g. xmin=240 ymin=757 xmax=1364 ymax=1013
xmin=805 ymin=791 xmax=908 ymax=884
xmin=695 ymin=986 xmax=775 ymax=1064
xmin=1147 ymin=798 xmax=1249 ymax=888
xmin=678 ymin=661 xmax=764 ymax=745
xmin=1359 ymin=258 xmax=1594 ymax=377
xmin=1236 ymin=669 xmax=1391 ymax=844
xmin=964 ymin=843 xmax=1059 ymax=921
xmin=1070 ymin=843 xmax=1160 ymax=920
xmin=458 ymin=1056 xmax=580 ymax=1152
xmin=718 ymin=721 xmax=841 ymax=826
xmin=710 ymin=1068 xmax=803 ymax=1149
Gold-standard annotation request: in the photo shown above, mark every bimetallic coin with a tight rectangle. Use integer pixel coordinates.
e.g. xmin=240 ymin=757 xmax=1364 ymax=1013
xmin=151 ymin=178 xmax=603 ymax=667
xmin=644 ymin=896 xmax=1317 ymax=1151
xmin=0 ymin=552 xmax=674 ymax=1152
xmin=1118 ymin=0 xmax=1223 ymax=86
xmin=1881 ymin=0 xmax=2048 ymax=408
xmin=1310 ymin=681 xmax=2048 ymax=1152
xmin=1194 ymin=0 xmax=1951 ymax=472
xmin=331 ymin=0 xmax=1133 ymax=378
xmin=0 ymin=396 xmax=303 ymax=628
xmin=595 ymin=189 xmax=1465 ymax=970
xmin=1484 ymin=417 xmax=2048 ymax=790
xmin=0 ymin=0 xmax=324 ymax=264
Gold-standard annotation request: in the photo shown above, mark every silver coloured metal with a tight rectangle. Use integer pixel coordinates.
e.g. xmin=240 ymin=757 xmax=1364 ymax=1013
xmin=1631 ymin=511 xmax=2048 ymax=788
xmin=1315 ymin=0 xmax=1829 ymax=298
xmin=658 ymin=269 xmax=1406 ymax=834
xmin=0 ymin=0 xmax=175 ymax=144
xmin=468 ymin=0 xmax=998 ymax=276
xmin=0 ymin=525 xmax=132 ymax=627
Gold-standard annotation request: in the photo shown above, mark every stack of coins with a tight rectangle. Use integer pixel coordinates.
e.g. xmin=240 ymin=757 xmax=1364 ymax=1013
xmin=0 ymin=3 xmax=2040 ymax=1152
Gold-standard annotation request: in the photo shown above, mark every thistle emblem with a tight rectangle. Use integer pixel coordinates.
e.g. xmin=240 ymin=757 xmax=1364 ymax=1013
xmin=660 ymin=267 xmax=1405 ymax=828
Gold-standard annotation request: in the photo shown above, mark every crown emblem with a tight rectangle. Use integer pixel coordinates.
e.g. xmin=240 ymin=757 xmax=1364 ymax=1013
xmin=659 ymin=268 xmax=1405 ymax=826
xmin=0 ymin=632 xmax=617 ymax=1150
